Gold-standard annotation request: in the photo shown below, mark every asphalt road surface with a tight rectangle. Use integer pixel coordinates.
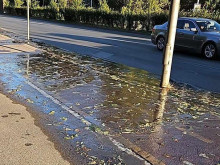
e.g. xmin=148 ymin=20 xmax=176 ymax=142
xmin=1 ymin=15 xmax=220 ymax=93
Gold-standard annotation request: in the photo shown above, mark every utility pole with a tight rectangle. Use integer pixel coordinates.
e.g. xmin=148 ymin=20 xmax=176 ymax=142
xmin=160 ymin=0 xmax=180 ymax=88
xmin=27 ymin=0 xmax=30 ymax=42
xmin=154 ymin=88 xmax=169 ymax=123
xmin=0 ymin=0 xmax=3 ymax=13
xmin=91 ymin=0 xmax=92 ymax=7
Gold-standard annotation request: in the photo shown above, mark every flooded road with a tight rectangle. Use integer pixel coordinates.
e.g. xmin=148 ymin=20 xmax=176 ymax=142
xmin=0 ymin=45 xmax=219 ymax=165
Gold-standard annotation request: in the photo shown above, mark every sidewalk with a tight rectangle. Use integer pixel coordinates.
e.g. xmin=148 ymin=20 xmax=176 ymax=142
xmin=0 ymin=34 xmax=39 ymax=55
xmin=0 ymin=93 xmax=70 ymax=165
xmin=0 ymin=34 xmax=70 ymax=165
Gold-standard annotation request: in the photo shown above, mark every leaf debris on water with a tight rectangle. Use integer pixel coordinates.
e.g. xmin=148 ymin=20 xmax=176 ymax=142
xmin=26 ymin=98 xmax=34 ymax=104
xmin=183 ymin=160 xmax=195 ymax=165
xmin=61 ymin=117 xmax=68 ymax=121
xmin=64 ymin=134 xmax=77 ymax=140
xmin=199 ymin=153 xmax=209 ymax=159
xmin=49 ymin=111 xmax=55 ymax=115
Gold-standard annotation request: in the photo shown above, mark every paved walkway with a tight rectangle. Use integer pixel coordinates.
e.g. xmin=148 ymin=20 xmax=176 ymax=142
xmin=0 ymin=34 xmax=39 ymax=55
xmin=0 ymin=34 xmax=70 ymax=165
xmin=0 ymin=93 xmax=70 ymax=165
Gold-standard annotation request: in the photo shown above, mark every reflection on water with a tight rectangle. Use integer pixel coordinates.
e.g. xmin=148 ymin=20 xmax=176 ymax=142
xmin=154 ymin=88 xmax=169 ymax=124
xmin=0 ymin=49 xmax=220 ymax=134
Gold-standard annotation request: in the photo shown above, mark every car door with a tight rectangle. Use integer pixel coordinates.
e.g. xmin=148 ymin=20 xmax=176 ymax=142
xmin=176 ymin=20 xmax=200 ymax=49
xmin=175 ymin=20 xmax=185 ymax=47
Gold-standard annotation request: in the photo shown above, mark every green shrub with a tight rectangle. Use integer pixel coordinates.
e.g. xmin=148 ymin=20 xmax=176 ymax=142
xmin=151 ymin=12 xmax=168 ymax=26
xmin=14 ymin=0 xmax=24 ymax=7
xmin=31 ymin=0 xmax=40 ymax=9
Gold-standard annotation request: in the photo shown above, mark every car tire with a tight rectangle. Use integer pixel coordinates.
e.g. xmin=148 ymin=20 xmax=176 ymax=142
xmin=157 ymin=36 xmax=165 ymax=51
xmin=203 ymin=43 xmax=217 ymax=59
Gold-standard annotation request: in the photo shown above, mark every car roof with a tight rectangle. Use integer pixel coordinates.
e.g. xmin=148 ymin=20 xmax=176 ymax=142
xmin=179 ymin=17 xmax=212 ymax=22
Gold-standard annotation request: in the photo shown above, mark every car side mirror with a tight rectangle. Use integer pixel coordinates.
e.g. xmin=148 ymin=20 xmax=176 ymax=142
xmin=191 ymin=28 xmax=198 ymax=33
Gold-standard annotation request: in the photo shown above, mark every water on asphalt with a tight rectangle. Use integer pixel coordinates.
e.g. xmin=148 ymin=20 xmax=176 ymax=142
xmin=0 ymin=45 xmax=219 ymax=165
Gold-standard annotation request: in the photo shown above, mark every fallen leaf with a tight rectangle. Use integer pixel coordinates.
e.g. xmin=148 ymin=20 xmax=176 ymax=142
xmin=26 ymin=99 xmax=34 ymax=104
xmin=49 ymin=111 xmax=55 ymax=115
xmin=88 ymin=161 xmax=97 ymax=165
xmin=199 ymin=153 xmax=209 ymax=159
xmin=64 ymin=128 xmax=71 ymax=131
xmin=61 ymin=117 xmax=67 ymax=121
xmin=183 ymin=160 xmax=194 ymax=165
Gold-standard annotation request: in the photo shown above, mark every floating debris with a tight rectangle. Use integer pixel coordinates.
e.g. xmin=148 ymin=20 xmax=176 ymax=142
xmin=48 ymin=111 xmax=55 ymax=115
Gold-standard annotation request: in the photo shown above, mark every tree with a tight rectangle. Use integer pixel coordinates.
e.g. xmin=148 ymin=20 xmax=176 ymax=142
xmin=159 ymin=0 xmax=169 ymax=10
xmin=180 ymin=0 xmax=206 ymax=11
xmin=31 ymin=0 xmax=40 ymax=8
xmin=49 ymin=0 xmax=59 ymax=10
xmin=133 ymin=0 xmax=145 ymax=14
xmin=108 ymin=0 xmax=126 ymax=11
xmin=58 ymin=0 xmax=67 ymax=8
xmin=204 ymin=0 xmax=220 ymax=12
xmin=14 ymin=0 xmax=24 ymax=7
xmin=147 ymin=0 xmax=161 ymax=13
xmin=69 ymin=0 xmax=84 ymax=9
xmin=121 ymin=0 xmax=162 ymax=15
xmin=99 ymin=0 xmax=110 ymax=13
xmin=121 ymin=0 xmax=134 ymax=14
xmin=3 ymin=0 xmax=10 ymax=6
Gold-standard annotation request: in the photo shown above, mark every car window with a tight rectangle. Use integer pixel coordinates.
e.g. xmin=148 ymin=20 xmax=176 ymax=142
xmin=184 ymin=21 xmax=196 ymax=30
xmin=177 ymin=20 xmax=185 ymax=29
xmin=196 ymin=20 xmax=220 ymax=32
xmin=177 ymin=20 xmax=196 ymax=30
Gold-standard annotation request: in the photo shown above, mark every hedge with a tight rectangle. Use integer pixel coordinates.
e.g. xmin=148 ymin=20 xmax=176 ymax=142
xmin=3 ymin=7 xmax=219 ymax=32
xmin=4 ymin=6 xmax=170 ymax=31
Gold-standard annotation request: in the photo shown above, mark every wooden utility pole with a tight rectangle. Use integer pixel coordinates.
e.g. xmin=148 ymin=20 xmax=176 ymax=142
xmin=154 ymin=88 xmax=169 ymax=123
xmin=0 ymin=0 xmax=3 ymax=13
xmin=27 ymin=0 xmax=30 ymax=42
xmin=161 ymin=0 xmax=180 ymax=88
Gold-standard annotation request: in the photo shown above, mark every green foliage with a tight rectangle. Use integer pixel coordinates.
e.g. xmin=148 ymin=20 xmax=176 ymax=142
xmin=69 ymin=0 xmax=84 ymax=10
xmin=159 ymin=0 xmax=170 ymax=10
xmin=31 ymin=0 xmax=40 ymax=9
xmin=180 ymin=0 xmax=206 ymax=11
xmin=107 ymin=0 xmax=125 ymax=11
xmin=14 ymin=0 xmax=24 ymax=7
xmin=99 ymin=0 xmax=110 ymax=13
xmin=3 ymin=0 xmax=10 ymax=7
xmin=49 ymin=0 xmax=58 ymax=11
xmin=58 ymin=0 xmax=67 ymax=8
xmin=204 ymin=0 xmax=220 ymax=12
xmin=133 ymin=0 xmax=145 ymax=15
xmin=121 ymin=0 xmax=162 ymax=15
xmin=151 ymin=12 xmax=169 ymax=25
xmin=147 ymin=0 xmax=161 ymax=14
xmin=121 ymin=0 xmax=133 ymax=15
xmin=4 ymin=0 xmax=220 ymax=32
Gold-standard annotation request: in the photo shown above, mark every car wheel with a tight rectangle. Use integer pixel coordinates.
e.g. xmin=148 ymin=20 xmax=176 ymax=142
xmin=203 ymin=43 xmax=216 ymax=59
xmin=157 ymin=37 xmax=165 ymax=51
